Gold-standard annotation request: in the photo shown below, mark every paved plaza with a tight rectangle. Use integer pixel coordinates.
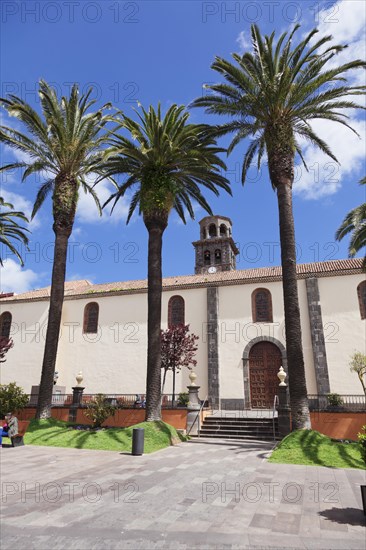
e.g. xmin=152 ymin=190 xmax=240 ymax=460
xmin=1 ymin=438 xmax=365 ymax=549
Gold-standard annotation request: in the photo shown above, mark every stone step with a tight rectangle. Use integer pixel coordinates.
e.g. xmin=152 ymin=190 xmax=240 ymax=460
xmin=200 ymin=415 xmax=279 ymax=442
xmin=205 ymin=416 xmax=277 ymax=422
xmin=201 ymin=426 xmax=278 ymax=435
xmin=198 ymin=431 xmax=279 ymax=441
xmin=200 ymin=429 xmax=277 ymax=436
xmin=204 ymin=417 xmax=277 ymax=423
xmin=203 ymin=420 xmax=277 ymax=427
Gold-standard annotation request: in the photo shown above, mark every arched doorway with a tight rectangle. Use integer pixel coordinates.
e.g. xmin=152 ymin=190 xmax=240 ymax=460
xmin=249 ymin=341 xmax=282 ymax=408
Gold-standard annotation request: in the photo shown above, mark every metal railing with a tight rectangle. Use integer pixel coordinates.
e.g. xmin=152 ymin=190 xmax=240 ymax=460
xmin=308 ymin=394 xmax=366 ymax=412
xmin=26 ymin=393 xmax=189 ymax=409
xmin=273 ymin=394 xmax=279 ymax=442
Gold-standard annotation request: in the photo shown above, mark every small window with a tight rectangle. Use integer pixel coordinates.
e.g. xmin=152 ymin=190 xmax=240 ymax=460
xmin=0 ymin=311 xmax=12 ymax=338
xmin=83 ymin=302 xmax=99 ymax=334
xmin=252 ymin=289 xmax=273 ymax=323
xmin=204 ymin=250 xmax=211 ymax=266
xmin=168 ymin=296 xmax=185 ymax=327
xmin=357 ymin=281 xmax=366 ymax=320
xmin=214 ymin=249 xmax=221 ymax=264
xmin=209 ymin=224 xmax=217 ymax=238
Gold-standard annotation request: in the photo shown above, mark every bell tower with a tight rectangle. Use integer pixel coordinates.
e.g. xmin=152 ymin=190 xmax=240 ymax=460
xmin=193 ymin=215 xmax=239 ymax=274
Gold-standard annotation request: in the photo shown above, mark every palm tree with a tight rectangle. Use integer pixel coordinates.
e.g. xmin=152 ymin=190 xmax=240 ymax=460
xmin=0 ymin=198 xmax=29 ymax=266
xmin=336 ymin=177 xmax=366 ymax=269
xmin=103 ymin=104 xmax=230 ymax=421
xmin=191 ymin=24 xmax=366 ymax=429
xmin=0 ymin=81 xmax=114 ymax=418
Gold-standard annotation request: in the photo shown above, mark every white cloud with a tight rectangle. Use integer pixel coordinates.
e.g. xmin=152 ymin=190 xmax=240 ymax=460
xmin=316 ymin=1 xmax=365 ymax=44
xmin=236 ymin=31 xmax=251 ymax=53
xmin=1 ymin=188 xmax=40 ymax=230
xmin=77 ymin=178 xmax=130 ymax=225
xmin=294 ymin=117 xmax=366 ymax=199
xmin=0 ymin=259 xmax=39 ymax=294
xmin=310 ymin=0 xmax=366 ymax=87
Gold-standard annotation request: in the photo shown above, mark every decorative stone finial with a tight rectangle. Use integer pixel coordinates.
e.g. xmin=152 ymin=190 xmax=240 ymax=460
xmin=277 ymin=366 xmax=287 ymax=386
xmin=189 ymin=371 xmax=197 ymax=386
xmin=75 ymin=371 xmax=83 ymax=387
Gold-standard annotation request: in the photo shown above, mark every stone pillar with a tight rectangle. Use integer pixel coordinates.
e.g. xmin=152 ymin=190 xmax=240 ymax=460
xmin=207 ymin=286 xmax=220 ymax=409
xmin=277 ymin=385 xmax=291 ymax=437
xmin=69 ymin=386 xmax=84 ymax=423
xmin=186 ymin=381 xmax=201 ymax=436
xmin=305 ymin=278 xmax=330 ymax=395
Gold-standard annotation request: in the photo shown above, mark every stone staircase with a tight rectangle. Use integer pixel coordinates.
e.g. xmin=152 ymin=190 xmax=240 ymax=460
xmin=199 ymin=415 xmax=279 ymax=441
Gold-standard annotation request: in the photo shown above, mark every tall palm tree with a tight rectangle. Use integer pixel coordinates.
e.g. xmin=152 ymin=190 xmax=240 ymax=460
xmin=0 ymin=198 xmax=29 ymax=266
xmin=103 ymin=104 xmax=230 ymax=421
xmin=0 ymin=81 xmax=114 ymax=418
xmin=192 ymin=24 xmax=366 ymax=429
xmin=336 ymin=177 xmax=366 ymax=269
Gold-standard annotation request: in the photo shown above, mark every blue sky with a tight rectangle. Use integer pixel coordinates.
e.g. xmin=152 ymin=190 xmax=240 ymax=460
xmin=1 ymin=0 xmax=365 ymax=293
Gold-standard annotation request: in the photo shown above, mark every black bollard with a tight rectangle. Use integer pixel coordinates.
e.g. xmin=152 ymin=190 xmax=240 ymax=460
xmin=132 ymin=428 xmax=144 ymax=456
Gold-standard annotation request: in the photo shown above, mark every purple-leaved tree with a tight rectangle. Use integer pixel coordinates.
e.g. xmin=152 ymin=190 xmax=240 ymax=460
xmin=161 ymin=324 xmax=199 ymax=406
xmin=0 ymin=337 xmax=13 ymax=363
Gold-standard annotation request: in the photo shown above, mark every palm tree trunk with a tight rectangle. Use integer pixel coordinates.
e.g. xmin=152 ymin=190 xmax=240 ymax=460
xmin=144 ymin=218 xmax=167 ymax=421
xmin=36 ymin=230 xmax=70 ymax=419
xmin=276 ymin=182 xmax=311 ymax=430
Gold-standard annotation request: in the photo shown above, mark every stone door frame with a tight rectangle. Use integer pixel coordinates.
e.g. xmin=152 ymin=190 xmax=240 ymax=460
xmin=242 ymin=336 xmax=287 ymax=408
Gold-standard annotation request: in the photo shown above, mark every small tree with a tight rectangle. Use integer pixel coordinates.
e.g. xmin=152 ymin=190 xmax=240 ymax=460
xmin=83 ymin=394 xmax=116 ymax=428
xmin=0 ymin=337 xmax=13 ymax=363
xmin=0 ymin=381 xmax=29 ymax=418
xmin=161 ymin=324 xmax=199 ymax=406
xmin=350 ymin=352 xmax=366 ymax=397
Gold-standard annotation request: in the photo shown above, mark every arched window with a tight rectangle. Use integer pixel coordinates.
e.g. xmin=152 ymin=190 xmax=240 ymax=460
xmin=252 ymin=289 xmax=273 ymax=323
xmin=0 ymin=311 xmax=12 ymax=339
xmin=357 ymin=281 xmax=366 ymax=320
xmin=83 ymin=302 xmax=99 ymax=334
xmin=204 ymin=250 xmax=211 ymax=265
xmin=168 ymin=296 xmax=185 ymax=327
xmin=209 ymin=224 xmax=217 ymax=238
xmin=214 ymin=249 xmax=221 ymax=264
xmin=220 ymin=224 xmax=227 ymax=237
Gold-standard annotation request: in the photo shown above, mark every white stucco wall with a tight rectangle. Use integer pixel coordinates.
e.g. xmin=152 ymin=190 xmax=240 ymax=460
xmin=1 ymin=271 xmax=364 ymax=400
xmin=217 ymin=279 xmax=317 ymax=402
xmin=318 ymin=274 xmax=366 ymax=394
xmin=161 ymin=288 xmax=208 ymax=398
xmin=0 ymin=301 xmax=50 ymax=393
xmin=1 ymin=287 xmax=208 ymax=397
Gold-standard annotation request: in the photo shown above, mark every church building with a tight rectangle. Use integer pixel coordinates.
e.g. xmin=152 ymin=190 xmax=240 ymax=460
xmin=0 ymin=215 xmax=365 ymax=408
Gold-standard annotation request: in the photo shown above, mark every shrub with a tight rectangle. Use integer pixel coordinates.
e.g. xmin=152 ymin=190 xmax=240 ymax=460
xmin=349 ymin=351 xmax=366 ymax=397
xmin=326 ymin=393 xmax=343 ymax=408
xmin=83 ymin=394 xmax=116 ymax=428
xmin=177 ymin=392 xmax=189 ymax=407
xmin=358 ymin=425 xmax=366 ymax=464
xmin=0 ymin=382 xmax=29 ymax=418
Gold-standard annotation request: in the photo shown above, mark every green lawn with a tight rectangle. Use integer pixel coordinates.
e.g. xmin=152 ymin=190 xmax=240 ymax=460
xmin=269 ymin=430 xmax=365 ymax=469
xmin=24 ymin=418 xmax=186 ymax=453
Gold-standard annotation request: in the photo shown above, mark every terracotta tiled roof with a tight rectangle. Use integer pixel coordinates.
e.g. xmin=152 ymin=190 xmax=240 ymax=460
xmin=0 ymin=259 xmax=364 ymax=303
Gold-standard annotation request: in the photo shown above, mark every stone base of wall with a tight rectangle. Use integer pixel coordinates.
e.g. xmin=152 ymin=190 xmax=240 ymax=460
xmin=220 ymin=398 xmax=247 ymax=410
xmin=310 ymin=411 xmax=366 ymax=440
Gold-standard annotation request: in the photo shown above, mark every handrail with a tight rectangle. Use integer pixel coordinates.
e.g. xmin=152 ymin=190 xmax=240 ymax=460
xmin=187 ymin=395 xmax=208 ymax=437
xmin=273 ymin=394 xmax=279 ymax=442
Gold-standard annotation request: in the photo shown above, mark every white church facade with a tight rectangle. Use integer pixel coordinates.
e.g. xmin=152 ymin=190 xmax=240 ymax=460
xmin=0 ymin=215 xmax=365 ymax=408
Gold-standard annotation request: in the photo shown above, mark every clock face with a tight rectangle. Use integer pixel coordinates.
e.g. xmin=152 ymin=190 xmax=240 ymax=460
xmin=208 ymin=266 xmax=217 ymax=274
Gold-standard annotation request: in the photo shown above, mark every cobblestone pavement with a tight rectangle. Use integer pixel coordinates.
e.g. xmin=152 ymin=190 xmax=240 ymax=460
xmin=1 ymin=438 xmax=365 ymax=549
